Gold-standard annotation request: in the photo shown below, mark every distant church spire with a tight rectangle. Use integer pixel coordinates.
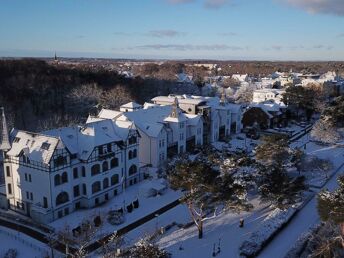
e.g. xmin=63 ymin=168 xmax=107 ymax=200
xmin=0 ymin=107 xmax=11 ymax=151
xmin=170 ymin=97 xmax=179 ymax=118
xmin=54 ymin=52 xmax=58 ymax=62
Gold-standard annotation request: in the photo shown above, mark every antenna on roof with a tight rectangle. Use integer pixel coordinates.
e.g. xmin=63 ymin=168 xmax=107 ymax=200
xmin=0 ymin=107 xmax=11 ymax=151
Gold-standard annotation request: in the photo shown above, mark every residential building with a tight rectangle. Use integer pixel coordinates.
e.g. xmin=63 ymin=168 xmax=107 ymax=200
xmin=1 ymin=115 xmax=140 ymax=223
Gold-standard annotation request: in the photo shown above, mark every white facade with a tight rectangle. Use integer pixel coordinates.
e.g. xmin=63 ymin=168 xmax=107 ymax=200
xmin=152 ymin=95 xmax=237 ymax=143
xmin=96 ymin=101 xmax=203 ymax=168
xmin=252 ymin=89 xmax=285 ymax=105
xmin=3 ymin=119 xmax=140 ymax=223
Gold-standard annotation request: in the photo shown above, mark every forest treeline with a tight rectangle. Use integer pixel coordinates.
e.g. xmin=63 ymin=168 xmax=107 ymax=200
xmin=0 ymin=59 xmax=199 ymax=131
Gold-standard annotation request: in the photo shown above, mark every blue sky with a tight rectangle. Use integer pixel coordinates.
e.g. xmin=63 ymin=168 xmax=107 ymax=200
xmin=0 ymin=0 xmax=344 ymax=60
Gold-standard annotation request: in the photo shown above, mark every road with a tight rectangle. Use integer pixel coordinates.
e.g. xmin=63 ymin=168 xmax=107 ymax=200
xmin=258 ymin=147 xmax=344 ymax=258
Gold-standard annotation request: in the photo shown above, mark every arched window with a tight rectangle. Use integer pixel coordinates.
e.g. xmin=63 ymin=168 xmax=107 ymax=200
xmin=128 ymin=150 xmax=133 ymax=160
xmin=129 ymin=165 xmax=137 ymax=176
xmin=91 ymin=164 xmax=100 ymax=176
xmin=56 ymin=192 xmax=69 ymax=206
xmin=54 ymin=174 xmax=61 ymax=186
xmin=102 ymin=161 xmax=108 ymax=172
xmin=103 ymin=178 xmax=109 ymax=189
xmin=111 ymin=174 xmax=119 ymax=186
xmin=61 ymin=172 xmax=68 ymax=183
xmin=92 ymin=181 xmax=101 ymax=194
xmin=133 ymin=149 xmax=137 ymax=158
xmin=110 ymin=158 xmax=118 ymax=168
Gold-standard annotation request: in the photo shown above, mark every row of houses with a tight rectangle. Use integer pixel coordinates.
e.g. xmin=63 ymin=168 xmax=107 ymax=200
xmin=0 ymin=95 xmax=243 ymax=223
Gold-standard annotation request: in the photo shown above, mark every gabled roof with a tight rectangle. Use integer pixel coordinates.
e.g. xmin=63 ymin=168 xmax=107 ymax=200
xmin=7 ymin=130 xmax=61 ymax=164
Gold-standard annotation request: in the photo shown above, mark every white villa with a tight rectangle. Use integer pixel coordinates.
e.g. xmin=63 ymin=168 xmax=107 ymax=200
xmin=252 ymin=89 xmax=285 ymax=105
xmin=91 ymin=99 xmax=204 ymax=168
xmin=152 ymin=94 xmax=242 ymax=143
xmin=2 ymin=115 xmax=140 ymax=223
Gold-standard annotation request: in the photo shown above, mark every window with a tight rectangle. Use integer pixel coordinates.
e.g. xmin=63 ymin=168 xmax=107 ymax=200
xmin=114 ymin=189 xmax=118 ymax=196
xmin=73 ymin=168 xmax=78 ymax=179
xmin=128 ymin=150 xmax=133 ymax=160
xmin=111 ymin=174 xmax=119 ymax=185
xmin=105 ymin=193 xmax=109 ymax=201
xmin=133 ymin=149 xmax=137 ymax=158
xmin=43 ymin=197 xmax=48 ymax=208
xmin=30 ymin=192 xmax=33 ymax=201
xmin=82 ymin=184 xmax=87 ymax=195
xmin=98 ymin=146 xmax=104 ymax=155
xmin=107 ymin=143 xmax=112 ymax=153
xmin=91 ymin=164 xmax=101 ymax=176
xmin=28 ymin=174 xmax=32 ymax=182
xmin=103 ymin=178 xmax=109 ymax=189
xmin=14 ymin=137 xmax=20 ymax=143
xmin=6 ymin=166 xmax=10 ymax=177
xmin=162 ymin=139 xmax=165 ymax=147
xmin=81 ymin=166 xmax=86 ymax=177
xmin=110 ymin=158 xmax=118 ymax=168
xmin=54 ymin=155 xmax=67 ymax=167
xmin=128 ymin=136 xmax=137 ymax=145
xmin=61 ymin=172 xmax=68 ymax=183
xmin=41 ymin=142 xmax=51 ymax=150
xmin=54 ymin=174 xmax=61 ymax=186
xmin=102 ymin=161 xmax=109 ymax=172
xmin=26 ymin=191 xmax=29 ymax=199
xmin=56 ymin=192 xmax=69 ymax=206
xmin=92 ymin=181 xmax=101 ymax=194
xmin=74 ymin=185 xmax=80 ymax=197
xmin=25 ymin=173 xmax=27 ymax=181
xmin=129 ymin=165 xmax=137 ymax=176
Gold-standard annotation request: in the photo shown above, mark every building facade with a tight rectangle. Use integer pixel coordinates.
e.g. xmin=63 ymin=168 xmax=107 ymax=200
xmin=2 ymin=118 xmax=140 ymax=223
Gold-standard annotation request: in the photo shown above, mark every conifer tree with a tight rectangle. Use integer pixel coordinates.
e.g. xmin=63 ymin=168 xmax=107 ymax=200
xmin=257 ymin=164 xmax=306 ymax=208
xmin=167 ymin=157 xmax=250 ymax=239
xmin=317 ymin=176 xmax=344 ymax=248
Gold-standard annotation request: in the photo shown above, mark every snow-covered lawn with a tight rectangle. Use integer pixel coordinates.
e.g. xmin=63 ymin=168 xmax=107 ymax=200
xmin=49 ymin=177 xmax=182 ymax=238
xmin=155 ymin=197 xmax=271 ymax=258
xmin=0 ymin=226 xmax=49 ymax=258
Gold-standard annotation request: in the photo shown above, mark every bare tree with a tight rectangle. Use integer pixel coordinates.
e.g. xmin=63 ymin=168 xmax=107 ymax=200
xmin=311 ymin=118 xmax=341 ymax=144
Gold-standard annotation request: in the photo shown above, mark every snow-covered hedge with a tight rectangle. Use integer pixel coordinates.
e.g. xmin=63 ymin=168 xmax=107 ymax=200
xmin=284 ymin=224 xmax=321 ymax=258
xmin=239 ymin=208 xmax=296 ymax=258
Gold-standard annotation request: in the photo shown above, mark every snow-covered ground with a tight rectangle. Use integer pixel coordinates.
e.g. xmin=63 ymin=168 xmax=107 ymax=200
xmin=152 ymin=134 xmax=344 ymax=258
xmin=49 ymin=176 xmax=182 ymax=237
xmin=155 ymin=197 xmax=271 ymax=258
xmin=257 ymin=144 xmax=344 ymax=258
xmin=0 ymin=226 xmax=49 ymax=258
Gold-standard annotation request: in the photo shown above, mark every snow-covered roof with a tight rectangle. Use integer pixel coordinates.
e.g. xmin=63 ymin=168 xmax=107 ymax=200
xmin=120 ymin=102 xmax=142 ymax=109
xmin=7 ymin=130 xmax=61 ymax=164
xmin=98 ymin=109 xmax=123 ymax=120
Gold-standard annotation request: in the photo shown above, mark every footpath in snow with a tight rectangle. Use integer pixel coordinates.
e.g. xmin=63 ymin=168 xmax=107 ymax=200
xmin=257 ymin=143 xmax=344 ymax=258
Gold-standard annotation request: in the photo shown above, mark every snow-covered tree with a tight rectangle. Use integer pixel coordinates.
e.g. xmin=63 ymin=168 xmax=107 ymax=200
xmin=234 ymin=84 xmax=254 ymax=104
xmin=311 ymin=118 xmax=341 ymax=144
xmin=257 ymin=164 xmax=306 ymax=208
xmin=255 ymin=135 xmax=290 ymax=166
xmin=317 ymin=176 xmax=344 ymax=248
xmin=167 ymin=157 xmax=250 ymax=239
xmin=129 ymin=239 xmax=170 ymax=258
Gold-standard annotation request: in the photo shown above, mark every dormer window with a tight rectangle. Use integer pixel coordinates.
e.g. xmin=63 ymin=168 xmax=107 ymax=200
xmin=14 ymin=137 xmax=20 ymax=143
xmin=41 ymin=142 xmax=50 ymax=150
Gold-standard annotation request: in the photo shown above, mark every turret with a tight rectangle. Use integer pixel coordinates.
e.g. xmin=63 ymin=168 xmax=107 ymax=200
xmin=0 ymin=107 xmax=11 ymax=151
